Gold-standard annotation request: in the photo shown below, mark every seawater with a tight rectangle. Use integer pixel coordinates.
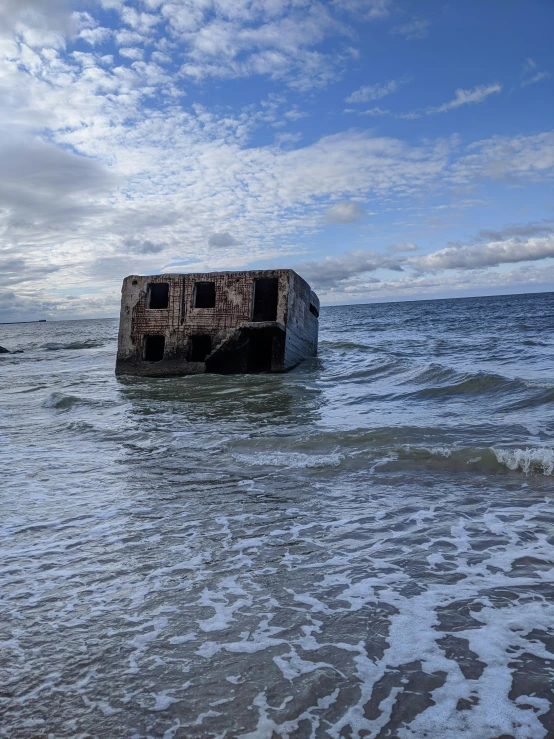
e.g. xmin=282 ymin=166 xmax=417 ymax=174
xmin=1 ymin=292 xmax=554 ymax=739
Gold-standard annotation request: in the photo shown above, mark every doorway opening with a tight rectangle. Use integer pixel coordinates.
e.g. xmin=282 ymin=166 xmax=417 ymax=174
xmin=144 ymin=335 xmax=165 ymax=361
xmin=189 ymin=334 xmax=212 ymax=362
xmin=252 ymin=277 xmax=278 ymax=322
xmin=247 ymin=332 xmax=273 ymax=372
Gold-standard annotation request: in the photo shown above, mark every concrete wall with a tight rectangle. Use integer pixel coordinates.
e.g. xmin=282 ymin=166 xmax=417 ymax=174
xmin=116 ymin=269 xmax=318 ymax=376
xmin=284 ymin=271 xmax=319 ymax=370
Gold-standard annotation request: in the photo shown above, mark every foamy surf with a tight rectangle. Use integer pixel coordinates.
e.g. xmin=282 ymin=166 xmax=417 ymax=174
xmin=493 ymin=446 xmax=554 ymax=476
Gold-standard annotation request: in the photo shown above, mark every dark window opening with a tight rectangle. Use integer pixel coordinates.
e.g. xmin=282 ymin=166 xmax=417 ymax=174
xmin=194 ymin=282 xmax=216 ymax=308
xmin=189 ymin=334 xmax=212 ymax=362
xmin=247 ymin=333 xmax=273 ymax=372
xmin=148 ymin=282 xmax=169 ymax=309
xmin=309 ymin=303 xmax=319 ymax=318
xmin=252 ymin=277 xmax=278 ymax=322
xmin=144 ymin=334 xmax=165 ymax=362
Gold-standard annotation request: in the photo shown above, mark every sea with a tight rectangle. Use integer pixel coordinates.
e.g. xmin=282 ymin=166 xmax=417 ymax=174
xmin=1 ymin=291 xmax=554 ymax=739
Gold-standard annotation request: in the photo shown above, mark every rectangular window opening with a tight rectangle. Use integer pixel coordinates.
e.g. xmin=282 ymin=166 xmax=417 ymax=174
xmin=194 ymin=282 xmax=216 ymax=308
xmin=144 ymin=335 xmax=165 ymax=362
xmin=252 ymin=277 xmax=278 ymax=322
xmin=148 ymin=282 xmax=169 ymax=309
xmin=189 ymin=334 xmax=212 ymax=362
xmin=309 ymin=303 xmax=319 ymax=318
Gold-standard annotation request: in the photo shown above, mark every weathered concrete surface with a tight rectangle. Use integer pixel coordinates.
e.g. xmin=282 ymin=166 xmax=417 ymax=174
xmin=115 ymin=269 xmax=319 ymax=376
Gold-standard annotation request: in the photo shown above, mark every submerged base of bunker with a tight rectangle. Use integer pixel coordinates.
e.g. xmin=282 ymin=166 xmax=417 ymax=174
xmin=115 ymin=269 xmax=319 ymax=376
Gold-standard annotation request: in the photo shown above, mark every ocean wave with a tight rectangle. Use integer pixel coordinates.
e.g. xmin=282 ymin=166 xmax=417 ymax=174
xmin=416 ymin=371 xmax=516 ymax=397
xmin=522 ymin=339 xmax=550 ymax=347
xmin=380 ymin=445 xmax=554 ymax=476
xmin=43 ymin=340 xmax=104 ymax=351
xmin=319 ymin=340 xmax=372 ymax=351
xmin=233 ymin=451 xmax=344 ymax=469
xmin=493 ymin=447 xmax=554 ymax=476
xmin=42 ymin=392 xmax=102 ymax=410
xmin=401 ymin=363 xmax=459 ymax=386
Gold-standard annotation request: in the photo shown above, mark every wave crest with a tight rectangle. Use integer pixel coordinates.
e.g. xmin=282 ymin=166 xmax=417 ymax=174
xmin=493 ymin=447 xmax=554 ymax=476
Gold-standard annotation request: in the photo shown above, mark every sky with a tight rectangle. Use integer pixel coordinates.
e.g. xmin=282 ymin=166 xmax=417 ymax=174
xmin=0 ymin=0 xmax=553 ymax=321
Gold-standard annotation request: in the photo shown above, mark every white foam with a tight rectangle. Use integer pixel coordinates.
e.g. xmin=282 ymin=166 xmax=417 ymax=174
xmin=493 ymin=446 xmax=554 ymax=475
xmin=273 ymin=648 xmax=337 ymax=681
xmin=233 ymin=451 xmax=343 ymax=468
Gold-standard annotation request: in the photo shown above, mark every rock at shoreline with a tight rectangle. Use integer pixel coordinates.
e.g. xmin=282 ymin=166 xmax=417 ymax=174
xmin=0 ymin=345 xmax=10 ymax=354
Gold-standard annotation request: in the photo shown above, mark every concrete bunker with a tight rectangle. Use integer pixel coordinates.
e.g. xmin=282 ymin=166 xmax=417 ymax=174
xmin=115 ymin=269 xmax=319 ymax=376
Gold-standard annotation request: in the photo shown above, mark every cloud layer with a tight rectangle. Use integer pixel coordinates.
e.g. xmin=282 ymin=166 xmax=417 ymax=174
xmin=0 ymin=0 xmax=552 ymax=319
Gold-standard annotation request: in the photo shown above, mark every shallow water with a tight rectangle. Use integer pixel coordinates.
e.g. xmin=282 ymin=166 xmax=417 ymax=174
xmin=1 ymin=292 xmax=554 ymax=738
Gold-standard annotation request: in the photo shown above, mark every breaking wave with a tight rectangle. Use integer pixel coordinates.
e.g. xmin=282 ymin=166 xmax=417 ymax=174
xmin=493 ymin=446 xmax=554 ymax=476
xmin=43 ymin=340 xmax=105 ymax=351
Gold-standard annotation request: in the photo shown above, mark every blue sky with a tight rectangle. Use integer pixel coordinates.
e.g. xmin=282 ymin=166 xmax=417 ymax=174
xmin=0 ymin=0 xmax=553 ymax=320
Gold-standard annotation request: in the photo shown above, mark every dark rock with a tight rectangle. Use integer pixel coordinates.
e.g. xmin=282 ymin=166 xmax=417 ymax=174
xmin=0 ymin=345 xmax=11 ymax=354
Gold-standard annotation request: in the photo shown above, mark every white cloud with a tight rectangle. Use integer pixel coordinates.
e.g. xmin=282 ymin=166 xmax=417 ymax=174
xmin=318 ymin=262 xmax=554 ymax=304
xmin=409 ymin=234 xmax=554 ymax=272
xmin=522 ymin=70 xmax=550 ymax=87
xmin=332 ymin=0 xmax=392 ymax=20
xmin=427 ymin=83 xmax=502 ymax=114
xmin=119 ymin=47 xmax=145 ymax=60
xmin=390 ymin=18 xmax=430 ymax=40
xmin=79 ymin=27 xmax=113 ymax=45
xmin=350 ymin=106 xmax=390 ymax=116
xmin=345 ymin=79 xmax=402 ymax=103
xmin=452 ymin=131 xmax=554 ymax=183
xmin=324 ymin=200 xmax=365 ymax=223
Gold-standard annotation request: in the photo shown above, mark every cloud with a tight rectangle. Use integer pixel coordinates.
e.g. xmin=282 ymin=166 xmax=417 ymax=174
xmin=345 ymin=79 xmax=402 ymax=103
xmin=0 ymin=256 xmax=61 ymax=287
xmin=0 ymin=133 xmax=115 ymax=238
xmin=522 ymin=71 xmax=550 ymax=87
xmin=298 ymin=249 xmax=400 ymax=288
xmin=390 ymin=18 xmax=430 ymax=40
xmin=0 ymin=0 xmax=553 ymax=317
xmin=332 ymin=0 xmax=392 ymax=21
xmin=318 ymin=263 xmax=554 ymax=303
xmin=452 ymin=130 xmax=554 ymax=183
xmin=356 ymin=107 xmax=390 ymax=116
xmin=409 ymin=234 xmax=554 ymax=272
xmin=524 ymin=58 xmax=537 ymax=73
xmin=324 ymin=200 xmax=365 ymax=224
xmin=208 ymin=232 xmax=239 ymax=248
xmin=473 ymin=221 xmax=554 ymax=243
xmin=119 ymin=47 xmax=144 ymax=60
xmin=427 ymin=83 xmax=502 ymax=114
xmin=387 ymin=242 xmax=418 ymax=253
xmin=0 ymin=0 xmax=69 ymax=26
xmin=165 ymin=1 xmax=365 ymax=90
xmin=300 ymin=225 xmax=554 ymax=296
xmin=123 ymin=237 xmax=165 ymax=254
